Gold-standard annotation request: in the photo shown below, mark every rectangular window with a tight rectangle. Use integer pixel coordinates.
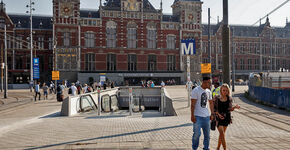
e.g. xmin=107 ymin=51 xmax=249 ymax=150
xmin=15 ymin=36 xmax=22 ymax=49
xmin=218 ymin=43 xmax=222 ymax=54
xmin=240 ymin=59 xmax=244 ymax=70
xmin=218 ymin=57 xmax=222 ymax=70
xmin=48 ymin=56 xmax=53 ymax=70
xmin=85 ymin=53 xmax=95 ymax=71
xmin=26 ymin=55 xmax=30 ymax=69
xmin=234 ymin=59 xmax=238 ymax=70
xmin=7 ymin=36 xmax=12 ymax=49
xmin=167 ymin=35 xmax=176 ymax=49
xmin=255 ymin=59 xmax=259 ymax=70
xmin=107 ymin=54 xmax=116 ymax=71
xmin=283 ymin=60 xmax=286 ymax=68
xmin=248 ymin=59 xmax=252 ymax=70
xmin=106 ymin=28 xmax=116 ymax=48
xmin=282 ymin=44 xmax=286 ymax=55
xmin=128 ymin=54 xmax=137 ymax=71
xmin=148 ymin=55 xmax=156 ymax=71
xmin=127 ymin=28 xmax=137 ymax=48
xmin=48 ymin=38 xmax=53 ymax=50
xmin=147 ymin=29 xmax=156 ymax=49
xmin=85 ymin=32 xmax=95 ymax=48
xmin=262 ymin=58 xmax=267 ymax=70
xmin=63 ymin=32 xmax=70 ymax=47
xmin=38 ymin=37 xmax=44 ymax=49
xmin=167 ymin=55 xmax=176 ymax=71
xmin=277 ymin=60 xmax=280 ymax=69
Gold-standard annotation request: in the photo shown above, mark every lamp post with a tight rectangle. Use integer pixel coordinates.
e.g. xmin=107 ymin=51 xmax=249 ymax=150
xmin=26 ymin=0 xmax=35 ymax=92
xmin=0 ymin=14 xmax=7 ymax=98
xmin=222 ymin=0 xmax=230 ymax=85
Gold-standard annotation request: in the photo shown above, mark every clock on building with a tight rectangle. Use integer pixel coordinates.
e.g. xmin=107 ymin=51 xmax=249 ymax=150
xmin=60 ymin=2 xmax=73 ymax=18
xmin=125 ymin=0 xmax=139 ymax=11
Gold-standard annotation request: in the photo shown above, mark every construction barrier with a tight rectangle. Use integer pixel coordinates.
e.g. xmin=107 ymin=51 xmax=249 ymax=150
xmin=249 ymin=86 xmax=290 ymax=110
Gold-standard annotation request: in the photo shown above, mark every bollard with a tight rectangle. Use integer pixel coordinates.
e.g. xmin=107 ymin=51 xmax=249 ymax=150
xmin=97 ymin=87 xmax=101 ymax=116
xmin=161 ymin=87 xmax=165 ymax=115
xmin=129 ymin=87 xmax=133 ymax=115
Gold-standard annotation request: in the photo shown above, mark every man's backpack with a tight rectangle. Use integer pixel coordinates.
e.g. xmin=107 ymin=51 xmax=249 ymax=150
xmin=68 ymin=87 xmax=72 ymax=94
xmin=87 ymin=87 xmax=92 ymax=92
xmin=57 ymin=85 xmax=61 ymax=92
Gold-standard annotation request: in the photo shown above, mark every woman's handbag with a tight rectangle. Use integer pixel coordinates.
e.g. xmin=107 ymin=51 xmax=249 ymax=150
xmin=210 ymin=114 xmax=216 ymax=131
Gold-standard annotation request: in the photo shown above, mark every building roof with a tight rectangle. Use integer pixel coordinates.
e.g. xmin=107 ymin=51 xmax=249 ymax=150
xmin=80 ymin=9 xmax=100 ymax=18
xmin=174 ymin=0 xmax=201 ymax=3
xmin=162 ymin=14 xmax=179 ymax=22
xmin=8 ymin=14 xmax=52 ymax=30
xmin=103 ymin=0 xmax=158 ymax=13
xmin=202 ymin=21 xmax=290 ymax=38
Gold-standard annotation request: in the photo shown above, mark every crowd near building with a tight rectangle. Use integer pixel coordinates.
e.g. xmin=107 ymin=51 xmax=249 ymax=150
xmin=0 ymin=0 xmax=289 ymax=86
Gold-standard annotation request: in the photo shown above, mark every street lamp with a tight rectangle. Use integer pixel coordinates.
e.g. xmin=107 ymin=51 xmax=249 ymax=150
xmin=26 ymin=0 xmax=35 ymax=92
xmin=0 ymin=17 xmax=7 ymax=98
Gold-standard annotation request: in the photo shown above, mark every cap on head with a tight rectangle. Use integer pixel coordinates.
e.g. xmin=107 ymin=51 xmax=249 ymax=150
xmin=202 ymin=76 xmax=211 ymax=81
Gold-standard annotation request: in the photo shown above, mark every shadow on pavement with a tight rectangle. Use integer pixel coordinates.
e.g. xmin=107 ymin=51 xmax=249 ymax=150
xmin=24 ymin=123 xmax=192 ymax=150
xmin=39 ymin=112 xmax=61 ymax=119
xmin=85 ymin=115 xmax=127 ymax=119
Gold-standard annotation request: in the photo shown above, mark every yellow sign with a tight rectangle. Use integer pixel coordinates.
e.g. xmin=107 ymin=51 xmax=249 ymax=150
xmin=201 ymin=63 xmax=211 ymax=74
xmin=52 ymin=71 xmax=59 ymax=80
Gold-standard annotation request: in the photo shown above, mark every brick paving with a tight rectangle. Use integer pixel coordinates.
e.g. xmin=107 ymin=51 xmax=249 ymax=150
xmin=0 ymin=85 xmax=289 ymax=149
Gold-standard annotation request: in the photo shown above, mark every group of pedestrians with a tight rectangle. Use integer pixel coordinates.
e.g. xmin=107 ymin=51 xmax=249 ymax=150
xmin=67 ymin=81 xmax=116 ymax=97
xmin=33 ymin=82 xmax=49 ymax=101
xmin=190 ymin=77 xmax=240 ymax=150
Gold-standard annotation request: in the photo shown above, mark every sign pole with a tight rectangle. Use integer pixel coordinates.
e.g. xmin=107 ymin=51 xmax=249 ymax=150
xmin=187 ymin=55 xmax=191 ymax=107
xmin=181 ymin=39 xmax=196 ymax=108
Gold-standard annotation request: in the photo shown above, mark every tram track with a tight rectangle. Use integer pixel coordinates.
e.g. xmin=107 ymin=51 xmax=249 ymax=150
xmin=233 ymin=95 xmax=290 ymax=132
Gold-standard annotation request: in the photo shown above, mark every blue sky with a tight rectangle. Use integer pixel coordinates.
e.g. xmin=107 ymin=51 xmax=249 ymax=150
xmin=3 ymin=0 xmax=290 ymax=27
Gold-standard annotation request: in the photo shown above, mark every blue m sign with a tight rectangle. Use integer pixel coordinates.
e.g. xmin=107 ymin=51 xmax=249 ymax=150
xmin=181 ymin=39 xmax=196 ymax=55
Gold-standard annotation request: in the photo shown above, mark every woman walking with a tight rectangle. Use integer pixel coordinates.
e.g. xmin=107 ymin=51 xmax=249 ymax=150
xmin=214 ymin=84 xmax=240 ymax=150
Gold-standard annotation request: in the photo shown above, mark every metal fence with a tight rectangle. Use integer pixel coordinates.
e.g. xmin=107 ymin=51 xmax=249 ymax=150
xmin=248 ymin=86 xmax=290 ymax=110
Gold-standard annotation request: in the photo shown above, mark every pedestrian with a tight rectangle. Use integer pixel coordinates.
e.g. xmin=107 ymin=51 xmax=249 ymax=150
xmin=103 ymin=82 xmax=107 ymax=90
xmin=56 ymin=83 xmax=64 ymax=102
xmin=161 ymin=81 xmax=165 ymax=87
xmin=83 ymin=84 xmax=88 ymax=93
xmin=150 ymin=81 xmax=155 ymax=88
xmin=212 ymin=82 xmax=220 ymax=98
xmin=111 ymin=81 xmax=115 ymax=88
xmin=70 ymin=83 xmax=77 ymax=96
xmin=76 ymin=83 xmax=82 ymax=95
xmin=49 ymin=81 xmax=54 ymax=94
xmin=214 ymin=84 xmax=240 ymax=150
xmin=42 ymin=83 xmax=49 ymax=100
xmin=34 ymin=82 xmax=41 ymax=101
xmin=191 ymin=76 xmax=214 ymax=150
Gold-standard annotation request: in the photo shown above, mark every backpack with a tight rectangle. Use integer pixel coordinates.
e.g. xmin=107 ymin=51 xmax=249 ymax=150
xmin=57 ymin=85 xmax=61 ymax=92
xmin=68 ymin=87 xmax=72 ymax=94
xmin=87 ymin=87 xmax=92 ymax=92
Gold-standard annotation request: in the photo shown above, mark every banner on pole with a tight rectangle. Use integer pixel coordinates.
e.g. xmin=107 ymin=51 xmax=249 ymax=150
xmin=181 ymin=39 xmax=196 ymax=55
xmin=201 ymin=63 xmax=212 ymax=74
xmin=33 ymin=58 xmax=40 ymax=79
xmin=52 ymin=71 xmax=59 ymax=80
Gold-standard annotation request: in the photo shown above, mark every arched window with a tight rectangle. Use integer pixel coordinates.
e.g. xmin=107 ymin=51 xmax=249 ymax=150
xmin=127 ymin=22 xmax=137 ymax=48
xmin=147 ymin=22 xmax=156 ymax=49
xmin=106 ymin=21 xmax=117 ymax=48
